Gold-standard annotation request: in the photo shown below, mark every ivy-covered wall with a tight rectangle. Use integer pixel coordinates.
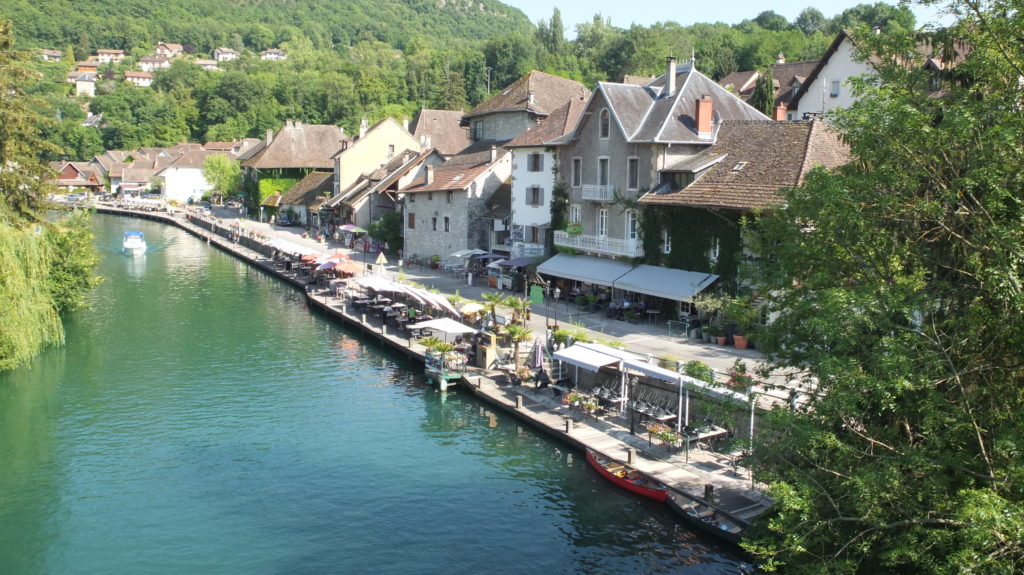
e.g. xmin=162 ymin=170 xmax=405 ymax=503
xmin=256 ymin=174 xmax=303 ymax=203
xmin=641 ymin=205 xmax=742 ymax=294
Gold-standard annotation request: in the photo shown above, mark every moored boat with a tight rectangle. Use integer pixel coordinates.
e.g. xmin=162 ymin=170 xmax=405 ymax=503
xmin=585 ymin=447 xmax=669 ymax=502
xmin=666 ymin=493 xmax=748 ymax=545
xmin=123 ymin=231 xmax=146 ymax=254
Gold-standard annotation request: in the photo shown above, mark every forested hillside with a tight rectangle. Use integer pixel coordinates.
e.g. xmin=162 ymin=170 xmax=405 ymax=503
xmin=1 ymin=0 xmax=534 ymax=55
xmin=2 ymin=1 xmax=916 ymax=161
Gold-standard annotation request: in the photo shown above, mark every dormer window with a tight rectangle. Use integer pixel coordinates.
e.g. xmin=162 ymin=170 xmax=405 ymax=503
xmin=732 ymin=162 xmax=748 ymax=173
xmin=599 ymin=109 xmax=610 ymax=139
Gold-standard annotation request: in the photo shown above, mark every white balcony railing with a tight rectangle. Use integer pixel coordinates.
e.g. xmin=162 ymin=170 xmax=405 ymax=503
xmin=511 ymin=242 xmax=546 ymax=259
xmin=553 ymin=230 xmax=644 ymax=258
xmin=581 ymin=185 xmax=615 ymax=202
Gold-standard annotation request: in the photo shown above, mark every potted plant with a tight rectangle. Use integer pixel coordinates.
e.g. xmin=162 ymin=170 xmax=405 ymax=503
xmin=725 ymin=296 xmax=758 ymax=350
xmin=683 ymin=360 xmax=715 ymax=384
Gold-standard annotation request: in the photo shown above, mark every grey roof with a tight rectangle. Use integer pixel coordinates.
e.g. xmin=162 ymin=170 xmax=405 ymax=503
xmin=281 ymin=171 xmax=333 ymax=206
xmin=463 ymin=70 xmax=590 ymax=122
xmin=410 ymin=109 xmax=469 ymax=157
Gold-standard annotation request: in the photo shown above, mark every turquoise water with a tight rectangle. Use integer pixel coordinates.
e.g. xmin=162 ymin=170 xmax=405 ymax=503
xmin=0 ymin=214 xmax=745 ymax=574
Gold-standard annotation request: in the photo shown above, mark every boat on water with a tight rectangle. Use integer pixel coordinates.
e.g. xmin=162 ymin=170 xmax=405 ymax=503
xmin=666 ymin=493 xmax=749 ymax=545
xmin=424 ymin=351 xmax=463 ymax=391
xmin=585 ymin=447 xmax=669 ymax=502
xmin=122 ymin=231 xmax=147 ymax=254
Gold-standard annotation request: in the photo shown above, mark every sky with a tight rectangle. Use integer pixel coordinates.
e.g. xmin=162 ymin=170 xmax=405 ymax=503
xmin=501 ymin=1 xmax=955 ymax=37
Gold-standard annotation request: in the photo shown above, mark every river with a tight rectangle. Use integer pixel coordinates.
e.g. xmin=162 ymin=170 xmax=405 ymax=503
xmin=0 ymin=214 xmax=746 ymax=574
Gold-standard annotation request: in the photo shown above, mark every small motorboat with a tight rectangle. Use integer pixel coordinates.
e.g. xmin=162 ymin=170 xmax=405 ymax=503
xmin=666 ymin=493 xmax=748 ymax=545
xmin=585 ymin=447 xmax=669 ymax=502
xmin=123 ymin=231 xmax=147 ymax=254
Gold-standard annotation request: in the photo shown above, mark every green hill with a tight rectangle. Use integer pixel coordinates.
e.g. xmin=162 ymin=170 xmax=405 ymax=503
xmin=0 ymin=0 xmax=534 ymax=54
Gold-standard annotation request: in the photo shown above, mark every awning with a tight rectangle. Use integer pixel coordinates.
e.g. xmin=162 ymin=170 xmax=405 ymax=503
xmin=552 ymin=345 xmax=621 ymax=373
xmin=496 ymin=257 xmax=532 ymax=268
xmin=613 ymin=264 xmax=718 ymax=303
xmin=536 ymin=253 xmax=634 ymax=287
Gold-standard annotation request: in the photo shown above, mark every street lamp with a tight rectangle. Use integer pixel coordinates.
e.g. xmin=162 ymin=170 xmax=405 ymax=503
xmin=628 ymin=376 xmax=638 ymax=435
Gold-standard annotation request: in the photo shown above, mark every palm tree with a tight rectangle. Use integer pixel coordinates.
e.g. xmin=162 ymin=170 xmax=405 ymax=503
xmin=419 ymin=336 xmax=443 ymax=351
xmin=505 ymin=296 xmax=532 ymax=326
xmin=481 ymin=291 xmax=509 ymax=331
xmin=504 ymin=324 xmax=533 ymax=371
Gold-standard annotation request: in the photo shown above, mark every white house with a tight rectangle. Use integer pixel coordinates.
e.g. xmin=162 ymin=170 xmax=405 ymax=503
xmin=505 ymin=98 xmax=587 ymax=259
xmin=155 ymin=150 xmax=230 ymax=204
xmin=213 ymin=47 xmax=239 ymax=62
xmin=790 ymin=30 xmax=873 ymax=119
xmin=125 ymin=71 xmax=154 ymax=87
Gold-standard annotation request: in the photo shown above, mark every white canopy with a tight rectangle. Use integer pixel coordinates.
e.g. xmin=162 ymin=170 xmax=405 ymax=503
xmin=613 ymin=264 xmax=718 ymax=302
xmin=408 ymin=318 xmax=478 ymax=334
xmin=536 ymin=253 xmax=634 ymax=287
xmin=552 ymin=345 xmax=621 ymax=372
xmin=268 ymin=238 xmax=319 ymax=256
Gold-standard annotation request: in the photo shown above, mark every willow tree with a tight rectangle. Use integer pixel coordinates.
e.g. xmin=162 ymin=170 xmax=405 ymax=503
xmin=0 ymin=20 xmax=100 ymax=370
xmin=745 ymin=7 xmax=1024 ymax=573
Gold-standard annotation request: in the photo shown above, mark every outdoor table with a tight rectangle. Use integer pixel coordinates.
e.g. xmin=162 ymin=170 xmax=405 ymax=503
xmin=645 ymin=309 xmax=661 ymax=324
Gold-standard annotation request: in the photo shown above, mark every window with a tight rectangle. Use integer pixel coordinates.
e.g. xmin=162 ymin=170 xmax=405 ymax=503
xmin=408 ymin=213 xmax=416 ymax=229
xmin=598 ymin=158 xmax=610 ymax=186
xmin=432 ymin=216 xmax=437 ymax=231
xmin=528 ymin=186 xmax=544 ymax=206
xmin=571 ymin=158 xmax=582 ymax=187
xmin=530 ymin=226 xmax=540 ymax=244
xmin=627 ymin=211 xmax=638 ymax=240
xmin=527 ymin=153 xmax=544 ymax=172
xmin=599 ymin=109 xmax=610 ymax=138
xmin=387 ymin=145 xmax=395 ymax=159
xmin=471 ymin=120 xmax=483 ymax=140
xmin=662 ymin=171 xmax=695 ymax=192
xmin=662 ymin=230 xmax=671 ymax=254
xmin=626 ymin=157 xmax=639 ymax=190
xmin=569 ymin=204 xmax=581 ymax=223
xmin=408 ymin=193 xmax=415 ymax=203
xmin=830 ymin=80 xmax=841 ymax=97
xmin=447 ymin=191 xmax=453 ymax=204
xmin=444 ymin=216 xmax=450 ymax=232
xmin=709 ymin=237 xmax=720 ymax=263
xmin=427 ymin=191 xmax=433 ymax=201
xmin=598 ymin=209 xmax=608 ymax=237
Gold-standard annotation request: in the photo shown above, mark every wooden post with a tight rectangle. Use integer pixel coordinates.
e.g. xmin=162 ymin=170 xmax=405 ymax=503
xmin=704 ymin=483 xmax=714 ymax=503
xmin=626 ymin=447 xmax=636 ymax=465
xmin=564 ymin=418 xmax=573 ymax=433
xmin=515 ymin=396 xmax=523 ymax=409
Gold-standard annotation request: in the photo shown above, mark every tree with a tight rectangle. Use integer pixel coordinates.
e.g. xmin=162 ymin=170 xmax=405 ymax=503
xmin=367 ymin=210 xmax=402 ymax=253
xmin=504 ymin=324 xmax=533 ymax=371
xmin=794 ymin=7 xmax=827 ymax=36
xmin=202 ymin=154 xmax=241 ymax=199
xmin=481 ymin=291 xmax=509 ymax=332
xmin=754 ymin=10 xmax=791 ymax=32
xmin=745 ymin=9 xmax=1024 ymax=573
xmin=749 ymin=66 xmax=775 ymax=116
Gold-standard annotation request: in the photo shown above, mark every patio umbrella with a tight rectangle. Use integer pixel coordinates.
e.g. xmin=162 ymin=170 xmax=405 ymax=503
xmin=316 ymin=260 xmax=341 ymax=271
xmin=375 ymin=252 xmax=388 ymax=266
xmin=301 ymin=253 xmax=324 ymax=263
xmin=408 ymin=317 xmax=478 ymax=338
xmin=337 ymin=261 xmax=363 ymax=275
xmin=460 ymin=302 xmax=484 ymax=315
xmin=340 ymin=224 xmax=367 ymax=233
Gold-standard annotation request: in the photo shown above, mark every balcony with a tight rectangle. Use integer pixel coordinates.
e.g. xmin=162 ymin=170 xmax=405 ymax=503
xmin=581 ymin=185 xmax=615 ymax=202
xmin=511 ymin=242 xmax=546 ymax=259
xmin=553 ymin=230 xmax=644 ymax=258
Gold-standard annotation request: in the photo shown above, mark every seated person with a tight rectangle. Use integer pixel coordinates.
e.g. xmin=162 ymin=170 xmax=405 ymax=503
xmin=606 ymin=300 xmax=619 ymax=318
xmin=535 ymin=368 xmax=550 ymax=388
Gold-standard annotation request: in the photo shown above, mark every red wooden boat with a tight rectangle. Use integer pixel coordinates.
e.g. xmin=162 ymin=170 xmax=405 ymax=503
xmin=585 ymin=448 xmax=669 ymax=502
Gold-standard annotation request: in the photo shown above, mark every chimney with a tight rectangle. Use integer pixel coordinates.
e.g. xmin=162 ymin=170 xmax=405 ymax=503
xmin=695 ymin=95 xmax=713 ymax=136
xmin=776 ymin=52 xmax=786 ymax=64
xmin=403 ymin=116 xmax=409 ymax=131
xmin=774 ymin=104 xmax=788 ymax=122
xmin=425 ymin=165 xmax=434 ymax=185
xmin=527 ymin=90 xmax=535 ymax=106
xmin=265 ymin=128 xmax=273 ymax=145
xmin=359 ymin=117 xmax=369 ymax=139
xmin=665 ymin=56 xmax=677 ymax=97
xmin=490 ymin=146 xmax=497 ymax=163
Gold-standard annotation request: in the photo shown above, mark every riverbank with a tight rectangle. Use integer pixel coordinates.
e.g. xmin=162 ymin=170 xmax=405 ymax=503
xmin=95 ymin=203 xmax=772 ymax=536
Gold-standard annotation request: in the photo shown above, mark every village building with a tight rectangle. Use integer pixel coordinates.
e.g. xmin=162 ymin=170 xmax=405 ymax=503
xmin=139 ymin=55 xmax=170 ymax=72
xmin=212 ymin=47 xmax=239 ymax=62
xmin=49 ymin=162 xmax=104 ymax=196
xmin=95 ymin=49 xmax=125 ymax=64
xmin=154 ymin=150 xmax=232 ymax=204
xmin=260 ymin=48 xmax=287 ymax=61
xmin=41 ymin=49 xmax=63 ymax=62
xmin=124 ymin=71 xmax=154 ymax=87
xmin=155 ymin=42 xmax=184 ymax=58
xmin=409 ymin=109 xmax=470 ymax=158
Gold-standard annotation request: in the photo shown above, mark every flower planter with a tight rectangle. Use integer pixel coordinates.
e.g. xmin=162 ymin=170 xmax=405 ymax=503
xmin=716 ymin=336 xmax=727 ymax=345
xmin=733 ymin=334 xmax=749 ymax=350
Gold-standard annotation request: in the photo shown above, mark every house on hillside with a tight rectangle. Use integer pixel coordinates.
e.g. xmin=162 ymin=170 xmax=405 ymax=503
xmin=239 ymin=121 xmax=348 ymax=222
xmin=139 ymin=55 xmax=170 ymax=72
xmin=400 ymin=146 xmax=511 ymax=262
xmin=213 ymin=47 xmax=239 ymax=62
xmin=125 ymin=71 xmax=154 ymax=87
xmin=155 ymin=42 xmax=184 ymax=58
xmin=95 ymin=49 xmax=125 ymax=64
xmin=505 ymin=98 xmax=587 ymax=259
xmin=194 ymin=59 xmax=220 ymax=71
xmin=460 ymin=70 xmax=590 ymax=143
xmin=71 ymin=72 xmax=97 ymax=97
xmin=260 ymin=48 xmax=287 ymax=61
xmin=50 ymin=162 xmax=104 ymax=196
xmin=410 ymin=109 xmax=470 ymax=158
xmin=41 ymin=49 xmax=63 ymax=62
xmin=537 ymin=56 xmax=770 ymax=313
